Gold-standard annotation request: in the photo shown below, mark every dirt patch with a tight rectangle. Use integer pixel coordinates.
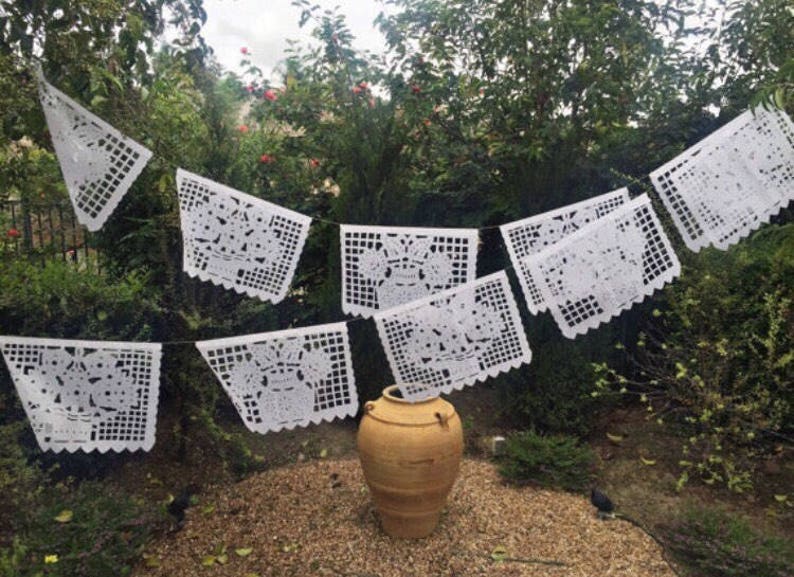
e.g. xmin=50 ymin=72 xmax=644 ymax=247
xmin=133 ymin=458 xmax=675 ymax=577
xmin=589 ymin=406 xmax=794 ymax=537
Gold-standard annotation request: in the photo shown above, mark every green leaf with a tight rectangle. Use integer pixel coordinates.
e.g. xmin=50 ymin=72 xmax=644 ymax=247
xmin=54 ymin=509 xmax=73 ymax=523
xmin=201 ymin=555 xmax=216 ymax=566
xmin=144 ymin=554 xmax=161 ymax=568
xmin=774 ymin=88 xmax=785 ymax=109
xmin=773 ymin=494 xmax=788 ymax=503
xmin=490 ymin=545 xmax=508 ymax=562
xmin=235 ymin=547 xmax=253 ymax=557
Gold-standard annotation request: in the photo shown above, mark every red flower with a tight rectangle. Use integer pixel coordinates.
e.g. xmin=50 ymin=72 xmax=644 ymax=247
xmin=411 ymin=84 xmax=421 ymax=94
xmin=260 ymin=154 xmax=275 ymax=164
xmin=237 ymin=125 xmax=249 ymax=134
xmin=309 ymin=158 xmax=320 ymax=168
xmin=359 ymin=81 xmax=368 ymax=90
xmin=6 ymin=228 xmax=20 ymax=239
xmin=245 ymin=84 xmax=255 ymax=93
xmin=263 ymin=89 xmax=278 ymax=101
xmin=368 ymin=97 xmax=376 ymax=109
xmin=240 ymin=47 xmax=249 ymax=55
xmin=423 ymin=118 xmax=432 ymax=127
xmin=352 ymin=85 xmax=363 ymax=95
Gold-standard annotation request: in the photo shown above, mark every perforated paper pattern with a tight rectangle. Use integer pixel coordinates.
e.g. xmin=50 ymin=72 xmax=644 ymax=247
xmin=340 ymin=225 xmax=478 ymax=317
xmin=0 ymin=337 xmax=161 ymax=453
xmin=37 ymin=75 xmax=152 ymax=232
xmin=500 ymin=188 xmax=629 ymax=314
xmin=524 ymin=195 xmax=680 ymax=339
xmin=176 ymin=169 xmax=312 ymax=303
xmin=196 ymin=323 xmax=357 ymax=433
xmin=650 ymin=107 xmax=794 ymax=251
xmin=373 ymin=271 xmax=531 ymax=402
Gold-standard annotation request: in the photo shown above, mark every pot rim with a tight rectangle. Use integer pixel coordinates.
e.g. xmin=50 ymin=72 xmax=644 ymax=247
xmin=382 ymin=384 xmax=438 ymax=404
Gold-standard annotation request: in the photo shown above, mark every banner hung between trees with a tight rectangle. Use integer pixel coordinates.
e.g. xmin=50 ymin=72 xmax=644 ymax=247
xmin=37 ymin=72 xmax=153 ymax=232
xmin=176 ymin=169 xmax=312 ymax=303
xmin=0 ymin=336 xmax=161 ymax=453
xmin=0 ymin=71 xmax=791 ymax=452
xmin=196 ymin=323 xmax=358 ymax=434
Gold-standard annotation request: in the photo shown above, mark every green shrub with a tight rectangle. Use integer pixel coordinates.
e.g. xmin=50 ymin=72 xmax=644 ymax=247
xmin=0 ymin=422 xmax=46 ymax=534
xmin=662 ymin=506 xmax=794 ymax=577
xmin=500 ymin=313 xmax=622 ymax=436
xmin=2 ymin=481 xmax=166 ymax=577
xmin=0 ymin=258 xmax=160 ymax=341
xmin=498 ymin=430 xmax=595 ymax=492
xmin=595 ymin=224 xmax=794 ymax=491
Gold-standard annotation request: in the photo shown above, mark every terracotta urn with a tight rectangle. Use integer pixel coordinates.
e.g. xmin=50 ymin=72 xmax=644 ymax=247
xmin=357 ymin=385 xmax=464 ymax=538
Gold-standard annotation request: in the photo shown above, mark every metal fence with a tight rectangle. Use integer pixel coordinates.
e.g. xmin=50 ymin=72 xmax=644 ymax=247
xmin=1 ymin=200 xmax=98 ymax=267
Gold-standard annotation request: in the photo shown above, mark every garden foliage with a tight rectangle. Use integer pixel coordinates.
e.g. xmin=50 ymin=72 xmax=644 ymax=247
xmin=498 ymin=430 xmax=595 ymax=492
xmin=0 ymin=5 xmax=790 ymax=571
xmin=595 ymin=225 xmax=794 ymax=491
xmin=662 ymin=505 xmax=794 ymax=577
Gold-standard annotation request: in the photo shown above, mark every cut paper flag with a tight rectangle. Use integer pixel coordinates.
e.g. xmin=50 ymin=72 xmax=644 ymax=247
xmin=373 ymin=271 xmax=531 ymax=402
xmin=0 ymin=336 xmax=161 ymax=453
xmin=500 ymin=188 xmax=630 ymax=314
xmin=524 ymin=194 xmax=681 ymax=339
xmin=37 ymin=73 xmax=152 ymax=231
xmin=196 ymin=323 xmax=357 ymax=434
xmin=176 ymin=169 xmax=312 ymax=303
xmin=650 ymin=107 xmax=794 ymax=252
xmin=340 ymin=224 xmax=478 ymax=317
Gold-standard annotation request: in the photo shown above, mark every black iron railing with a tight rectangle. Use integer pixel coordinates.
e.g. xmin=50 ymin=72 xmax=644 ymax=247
xmin=1 ymin=200 xmax=98 ymax=267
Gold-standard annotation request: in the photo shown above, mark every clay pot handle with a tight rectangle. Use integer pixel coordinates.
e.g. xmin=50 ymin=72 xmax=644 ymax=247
xmin=364 ymin=401 xmax=376 ymax=413
xmin=435 ymin=411 xmax=450 ymax=429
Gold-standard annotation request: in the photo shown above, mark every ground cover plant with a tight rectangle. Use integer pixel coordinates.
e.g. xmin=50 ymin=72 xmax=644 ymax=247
xmin=662 ymin=505 xmax=794 ymax=577
xmin=498 ymin=430 xmax=596 ymax=491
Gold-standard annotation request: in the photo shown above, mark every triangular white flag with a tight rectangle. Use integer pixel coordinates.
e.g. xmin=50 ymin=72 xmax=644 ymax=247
xmin=0 ymin=336 xmax=161 ymax=453
xmin=176 ymin=169 xmax=312 ymax=303
xmin=500 ymin=188 xmax=630 ymax=314
xmin=37 ymin=73 xmax=152 ymax=231
xmin=373 ymin=271 xmax=531 ymax=402
xmin=650 ymin=107 xmax=794 ymax=252
xmin=524 ymin=194 xmax=681 ymax=339
xmin=196 ymin=323 xmax=358 ymax=434
xmin=340 ymin=224 xmax=478 ymax=317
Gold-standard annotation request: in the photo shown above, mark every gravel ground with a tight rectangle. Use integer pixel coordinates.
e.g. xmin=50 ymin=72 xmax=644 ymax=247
xmin=135 ymin=458 xmax=676 ymax=577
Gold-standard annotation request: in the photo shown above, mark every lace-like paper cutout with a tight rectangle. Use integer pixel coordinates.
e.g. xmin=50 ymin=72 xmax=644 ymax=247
xmin=0 ymin=337 xmax=161 ymax=453
xmin=196 ymin=323 xmax=357 ymax=433
xmin=525 ymin=195 xmax=681 ymax=339
xmin=373 ymin=271 xmax=531 ymax=402
xmin=37 ymin=75 xmax=152 ymax=232
xmin=500 ymin=188 xmax=629 ymax=314
xmin=650 ymin=107 xmax=794 ymax=251
xmin=176 ymin=169 xmax=312 ymax=303
xmin=340 ymin=225 xmax=478 ymax=317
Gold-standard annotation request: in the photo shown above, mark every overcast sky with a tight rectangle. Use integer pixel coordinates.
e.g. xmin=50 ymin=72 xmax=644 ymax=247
xmin=202 ymin=0 xmax=391 ymax=79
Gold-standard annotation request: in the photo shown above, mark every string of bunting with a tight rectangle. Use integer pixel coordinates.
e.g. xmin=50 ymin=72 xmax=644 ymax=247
xmin=1 ymin=70 xmax=792 ymax=453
